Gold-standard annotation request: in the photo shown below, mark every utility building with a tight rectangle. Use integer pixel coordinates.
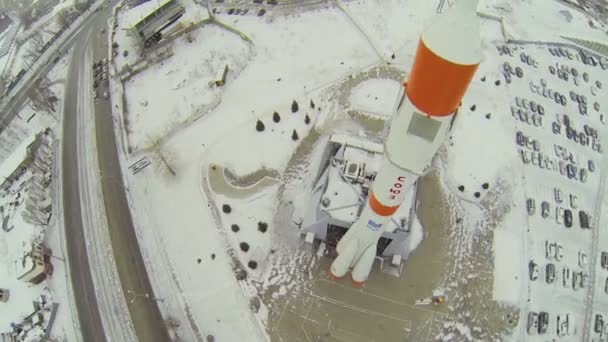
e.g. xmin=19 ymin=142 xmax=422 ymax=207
xmin=125 ymin=0 xmax=185 ymax=49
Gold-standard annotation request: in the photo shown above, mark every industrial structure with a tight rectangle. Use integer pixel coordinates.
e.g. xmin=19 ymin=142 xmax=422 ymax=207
xmin=299 ymin=134 xmax=418 ymax=277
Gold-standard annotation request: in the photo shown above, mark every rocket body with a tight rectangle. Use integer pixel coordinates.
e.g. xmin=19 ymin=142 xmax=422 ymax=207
xmin=330 ymin=0 xmax=482 ymax=284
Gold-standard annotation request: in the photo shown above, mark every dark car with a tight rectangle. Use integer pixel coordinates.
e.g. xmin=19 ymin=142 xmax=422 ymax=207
xmin=579 ymin=210 xmax=590 ymax=229
xmin=546 ymin=263 xmax=556 ymax=284
xmin=529 ymin=261 xmax=539 ymax=281
xmin=566 ymin=127 xmax=574 ymax=139
xmin=541 ymin=202 xmax=550 ymax=218
xmin=552 ymin=122 xmax=561 ymax=134
xmin=527 ymin=198 xmax=536 ymax=215
xmin=564 ymin=209 xmax=573 ymax=228
xmin=602 ymin=252 xmax=608 ymax=270
xmin=589 ymin=160 xmax=596 ymax=173
xmin=516 ymin=131 xmax=526 ymax=146
xmin=595 ymin=314 xmax=604 ymax=333
xmin=567 ymin=164 xmax=576 ymax=179
xmin=539 ymin=312 xmax=549 ymax=334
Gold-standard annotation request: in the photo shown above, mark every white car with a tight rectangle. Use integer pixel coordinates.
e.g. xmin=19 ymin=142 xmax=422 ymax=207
xmin=557 ymin=314 xmax=574 ymax=336
xmin=545 ymin=241 xmax=556 ymax=260
xmin=556 ymin=207 xmax=565 ymax=224
xmin=554 ymin=188 xmax=564 ymax=203
xmin=570 ymin=194 xmax=578 ymax=209
xmin=527 ymin=312 xmax=539 ymax=335
xmin=578 ymin=251 xmax=587 ymax=268
xmin=572 ymin=272 xmax=582 ymax=290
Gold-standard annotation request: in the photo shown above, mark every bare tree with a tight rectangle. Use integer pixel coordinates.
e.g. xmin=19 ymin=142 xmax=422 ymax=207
xmin=0 ymin=0 xmax=35 ymax=27
xmin=28 ymin=75 xmax=58 ymax=117
xmin=55 ymin=8 xmax=68 ymax=27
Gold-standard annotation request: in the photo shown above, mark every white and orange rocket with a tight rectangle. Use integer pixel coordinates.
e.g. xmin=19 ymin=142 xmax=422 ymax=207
xmin=330 ymin=0 xmax=482 ymax=285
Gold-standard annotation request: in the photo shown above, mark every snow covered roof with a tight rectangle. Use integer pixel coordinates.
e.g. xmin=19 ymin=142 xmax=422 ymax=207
xmin=330 ymin=133 xmax=384 ymax=154
xmin=0 ymin=133 xmax=37 ymax=185
xmin=123 ymin=0 xmax=175 ymax=29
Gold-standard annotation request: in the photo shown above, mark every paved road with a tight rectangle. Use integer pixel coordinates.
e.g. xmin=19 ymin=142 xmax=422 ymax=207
xmin=61 ymin=2 xmax=170 ymax=341
xmin=88 ymin=8 xmax=172 ymax=342
xmin=62 ymin=24 xmax=107 ymax=342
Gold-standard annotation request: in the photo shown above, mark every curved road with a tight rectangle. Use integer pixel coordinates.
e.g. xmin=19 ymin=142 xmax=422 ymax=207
xmin=62 ymin=3 xmax=170 ymax=342
xmin=62 ymin=24 xmax=106 ymax=342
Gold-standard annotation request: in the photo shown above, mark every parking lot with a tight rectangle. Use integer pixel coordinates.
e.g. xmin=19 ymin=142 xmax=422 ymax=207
xmin=501 ymin=42 xmax=608 ymax=340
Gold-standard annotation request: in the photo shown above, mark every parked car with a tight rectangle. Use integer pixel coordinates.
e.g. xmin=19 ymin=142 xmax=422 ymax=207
xmin=601 ymin=252 xmax=608 ymax=270
xmin=516 ymin=131 xmax=526 ymax=146
xmin=556 ymin=207 xmax=565 ymax=224
xmin=569 ymin=194 xmax=578 ymax=209
xmin=520 ymin=150 xmax=531 ymax=164
xmin=541 ymin=201 xmax=550 ymax=218
xmin=529 ymin=261 xmax=539 ymax=281
xmin=579 ymin=251 xmax=588 ymax=268
xmin=538 ymin=312 xmax=549 ymax=334
xmin=564 ymin=209 xmax=573 ymax=228
xmin=563 ymin=267 xmax=571 ymax=288
xmin=559 ymin=160 xmax=567 ymax=175
xmin=556 ymin=244 xmax=563 ymax=261
xmin=589 ymin=160 xmax=596 ymax=172
xmin=554 ymin=188 xmax=564 ymax=203
xmin=579 ymin=210 xmax=590 ymax=229
xmin=605 ymin=277 xmax=608 ymax=294
xmin=567 ymin=164 xmax=576 ymax=179
xmin=546 ymin=263 xmax=556 ymax=284
xmin=595 ymin=314 xmax=604 ymax=333
xmin=557 ymin=314 xmax=575 ymax=336
xmin=552 ymin=122 xmax=561 ymax=134
xmin=527 ymin=198 xmax=536 ymax=215
xmin=580 ymin=168 xmax=588 ymax=183
xmin=546 ymin=241 xmax=557 ymax=260
xmin=528 ymin=312 xmax=539 ymax=335
xmin=573 ymin=271 xmax=584 ymax=290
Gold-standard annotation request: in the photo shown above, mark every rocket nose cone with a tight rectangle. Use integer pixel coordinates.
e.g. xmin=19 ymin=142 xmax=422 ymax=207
xmin=421 ymin=0 xmax=482 ymax=66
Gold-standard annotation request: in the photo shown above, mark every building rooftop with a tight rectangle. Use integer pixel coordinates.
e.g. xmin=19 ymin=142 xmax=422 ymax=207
xmin=123 ymin=0 xmax=175 ymax=29
xmin=0 ymin=132 xmax=37 ymax=186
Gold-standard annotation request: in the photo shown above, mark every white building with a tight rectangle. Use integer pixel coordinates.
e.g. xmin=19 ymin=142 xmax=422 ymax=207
xmin=17 ymin=243 xmax=49 ymax=284
xmin=295 ymin=134 xmax=419 ymax=274
xmin=124 ymin=0 xmax=185 ymax=49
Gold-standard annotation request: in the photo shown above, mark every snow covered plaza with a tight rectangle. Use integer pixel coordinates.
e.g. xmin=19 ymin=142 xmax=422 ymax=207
xmin=0 ymin=0 xmax=607 ymax=341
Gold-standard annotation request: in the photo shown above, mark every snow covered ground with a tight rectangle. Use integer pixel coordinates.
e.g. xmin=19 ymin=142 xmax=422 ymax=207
xmin=104 ymin=0 xmax=608 ymax=341
xmin=432 ymin=1 xmax=608 ymax=339
xmin=0 ymin=54 xmax=81 ymax=341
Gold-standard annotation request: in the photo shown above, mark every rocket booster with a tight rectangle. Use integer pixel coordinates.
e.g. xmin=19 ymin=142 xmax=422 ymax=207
xmin=330 ymin=0 xmax=482 ymax=285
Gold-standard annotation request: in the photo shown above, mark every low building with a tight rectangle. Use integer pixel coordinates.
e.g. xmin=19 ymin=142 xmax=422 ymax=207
xmin=17 ymin=243 xmax=52 ymax=284
xmin=125 ymin=0 xmax=185 ymax=49
xmin=0 ymin=130 xmax=46 ymax=192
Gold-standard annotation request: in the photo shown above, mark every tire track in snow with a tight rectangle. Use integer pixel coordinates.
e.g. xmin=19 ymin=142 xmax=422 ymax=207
xmin=76 ymin=40 xmax=137 ymax=342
